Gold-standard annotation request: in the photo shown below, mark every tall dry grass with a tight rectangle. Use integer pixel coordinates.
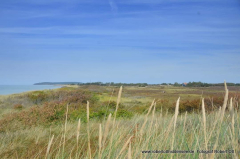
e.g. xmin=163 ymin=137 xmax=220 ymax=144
xmin=0 ymin=82 xmax=239 ymax=159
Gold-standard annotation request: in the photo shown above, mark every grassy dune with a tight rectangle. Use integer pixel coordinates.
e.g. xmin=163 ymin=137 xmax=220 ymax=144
xmin=0 ymin=83 xmax=239 ymax=158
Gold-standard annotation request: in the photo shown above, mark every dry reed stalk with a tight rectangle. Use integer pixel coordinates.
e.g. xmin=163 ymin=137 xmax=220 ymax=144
xmin=113 ymin=129 xmax=129 ymax=148
xmin=146 ymin=100 xmax=155 ymax=116
xmin=183 ymin=111 xmax=187 ymax=131
xmin=116 ymin=86 xmax=122 ymax=109
xmin=105 ymin=88 xmax=115 ymax=119
xmin=215 ymin=106 xmax=222 ymax=121
xmin=207 ymin=106 xmax=221 ymax=142
xmin=87 ymin=101 xmax=92 ymax=159
xmin=236 ymin=111 xmax=239 ymax=158
xmin=220 ymin=81 xmax=229 ymax=122
xmin=112 ymin=123 xmax=133 ymax=158
xmin=76 ymin=119 xmax=81 ymax=151
xmin=107 ymin=133 xmax=114 ymax=159
xmin=36 ymin=135 xmax=40 ymax=144
xmin=65 ymin=104 xmax=69 ymax=131
xmin=62 ymin=104 xmax=69 ymax=154
xmin=153 ymin=114 xmax=160 ymax=139
xmin=143 ymin=131 xmax=157 ymax=159
xmin=135 ymin=124 xmax=138 ymax=139
xmin=229 ymin=130 xmax=237 ymax=159
xmin=87 ymin=101 xmax=90 ymax=123
xmin=116 ymin=135 xmax=133 ymax=159
xmin=116 ymin=122 xmax=120 ymax=129
xmin=140 ymin=151 xmax=142 ymax=159
xmin=229 ymin=97 xmax=233 ymax=111
xmin=229 ymin=98 xmax=238 ymax=159
xmin=179 ymin=111 xmax=188 ymax=149
xmin=45 ymin=135 xmax=54 ymax=159
xmin=128 ymin=142 xmax=132 ymax=159
xmin=98 ymin=124 xmax=102 ymax=159
xmin=161 ymin=106 xmax=163 ymax=116
xmin=161 ymin=115 xmax=174 ymax=147
xmin=69 ymin=147 xmax=74 ymax=159
xmin=102 ymin=113 xmax=112 ymax=146
xmin=148 ymin=103 xmax=156 ymax=135
xmin=139 ymin=99 xmax=155 ymax=139
xmin=209 ymin=81 xmax=228 ymax=159
xmin=113 ymin=86 xmax=123 ymax=124
xmin=229 ymin=98 xmax=235 ymax=136
xmin=160 ymin=107 xmax=163 ymax=126
xmin=193 ymin=126 xmax=201 ymax=159
xmin=201 ymin=98 xmax=207 ymax=150
xmin=108 ymin=86 xmax=122 ymax=159
xmin=209 ymin=97 xmax=214 ymax=110
xmin=170 ymin=97 xmax=180 ymax=159
xmin=56 ymin=130 xmax=64 ymax=157
xmin=165 ymin=108 xmax=169 ymax=117
xmin=173 ymin=97 xmax=180 ymax=131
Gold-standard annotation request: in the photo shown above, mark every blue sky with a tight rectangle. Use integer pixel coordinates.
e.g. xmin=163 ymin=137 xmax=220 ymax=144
xmin=0 ymin=0 xmax=240 ymax=84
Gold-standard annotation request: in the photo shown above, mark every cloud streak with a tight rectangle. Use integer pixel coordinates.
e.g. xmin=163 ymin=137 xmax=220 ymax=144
xmin=108 ymin=0 xmax=118 ymax=13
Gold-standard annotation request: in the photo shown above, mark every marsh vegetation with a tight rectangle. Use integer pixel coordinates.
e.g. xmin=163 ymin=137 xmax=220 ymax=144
xmin=0 ymin=83 xmax=239 ymax=158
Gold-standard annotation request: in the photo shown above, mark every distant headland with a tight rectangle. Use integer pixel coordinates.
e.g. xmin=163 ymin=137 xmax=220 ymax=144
xmin=34 ymin=82 xmax=82 ymax=85
xmin=34 ymin=82 xmax=240 ymax=87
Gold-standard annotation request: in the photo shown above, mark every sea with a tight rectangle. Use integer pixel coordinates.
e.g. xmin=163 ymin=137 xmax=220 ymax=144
xmin=0 ymin=85 xmax=62 ymax=95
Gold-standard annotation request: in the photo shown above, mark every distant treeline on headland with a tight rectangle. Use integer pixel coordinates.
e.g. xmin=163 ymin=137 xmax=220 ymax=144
xmin=34 ymin=82 xmax=148 ymax=87
xmin=167 ymin=82 xmax=240 ymax=87
xmin=34 ymin=82 xmax=240 ymax=87
xmin=34 ymin=82 xmax=81 ymax=85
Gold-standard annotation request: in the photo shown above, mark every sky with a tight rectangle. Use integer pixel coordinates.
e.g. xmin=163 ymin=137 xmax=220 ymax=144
xmin=0 ymin=0 xmax=240 ymax=85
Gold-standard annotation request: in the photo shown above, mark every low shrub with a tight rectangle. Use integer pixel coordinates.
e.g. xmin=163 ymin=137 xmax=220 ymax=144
xmin=25 ymin=89 xmax=99 ymax=105
xmin=116 ymin=109 xmax=133 ymax=118
xmin=0 ymin=90 xmax=134 ymax=132
xmin=13 ymin=104 xmax=23 ymax=110
xmin=178 ymin=99 xmax=201 ymax=113
xmin=27 ymin=91 xmax=48 ymax=104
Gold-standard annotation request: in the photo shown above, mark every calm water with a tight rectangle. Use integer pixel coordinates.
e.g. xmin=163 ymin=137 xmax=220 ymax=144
xmin=0 ymin=85 xmax=61 ymax=95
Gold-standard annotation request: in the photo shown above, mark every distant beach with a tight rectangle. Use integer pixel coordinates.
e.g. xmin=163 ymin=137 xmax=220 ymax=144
xmin=0 ymin=85 xmax=62 ymax=95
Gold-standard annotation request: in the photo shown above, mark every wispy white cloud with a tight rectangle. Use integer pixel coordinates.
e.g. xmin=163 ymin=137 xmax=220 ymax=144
xmin=108 ymin=0 xmax=118 ymax=13
xmin=2 ymin=0 xmax=104 ymax=5
xmin=118 ymin=0 xmax=225 ymax=4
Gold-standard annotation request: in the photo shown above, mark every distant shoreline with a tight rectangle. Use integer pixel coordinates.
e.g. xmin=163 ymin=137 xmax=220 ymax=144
xmin=0 ymin=85 xmax=63 ymax=96
xmin=34 ymin=82 xmax=82 ymax=85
